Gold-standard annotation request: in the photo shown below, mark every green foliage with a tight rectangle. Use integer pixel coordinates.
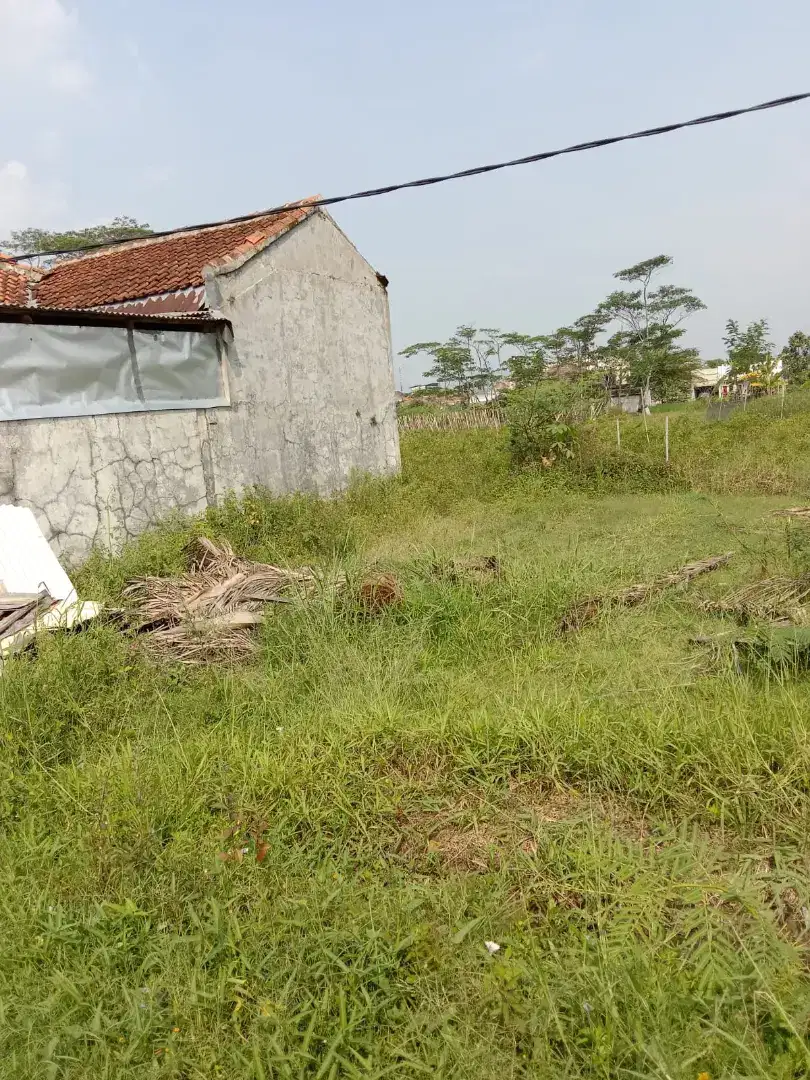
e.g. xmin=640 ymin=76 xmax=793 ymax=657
xmin=505 ymin=378 xmax=605 ymax=468
xmin=1 ymin=216 xmax=153 ymax=260
xmin=537 ymin=313 xmax=608 ymax=382
xmin=724 ymin=317 xmax=774 ymax=376
xmin=400 ymin=326 xmax=507 ymax=403
xmin=780 ymin=330 xmax=810 ymax=386
xmin=597 ymin=254 xmax=705 ymax=402
xmin=499 ymin=332 xmax=545 ymax=387
xmin=407 ymin=254 xmax=705 ymax=406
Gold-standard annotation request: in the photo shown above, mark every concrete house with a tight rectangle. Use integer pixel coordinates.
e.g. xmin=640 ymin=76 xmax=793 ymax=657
xmin=0 ymin=201 xmax=400 ymax=562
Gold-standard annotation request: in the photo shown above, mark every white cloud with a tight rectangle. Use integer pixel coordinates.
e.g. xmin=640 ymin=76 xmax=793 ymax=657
xmin=0 ymin=0 xmax=91 ymax=95
xmin=0 ymin=161 xmax=66 ymax=240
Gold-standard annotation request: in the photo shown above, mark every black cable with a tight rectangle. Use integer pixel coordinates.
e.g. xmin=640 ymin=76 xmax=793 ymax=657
xmin=9 ymin=91 xmax=810 ymax=263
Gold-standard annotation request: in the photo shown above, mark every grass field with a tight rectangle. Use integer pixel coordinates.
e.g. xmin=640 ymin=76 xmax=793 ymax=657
xmin=3 ymin=411 xmax=810 ymax=1078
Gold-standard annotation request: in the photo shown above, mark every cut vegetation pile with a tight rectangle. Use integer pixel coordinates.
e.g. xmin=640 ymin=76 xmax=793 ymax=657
xmin=5 ymin=413 xmax=810 ymax=1078
xmin=122 ymin=537 xmax=343 ymax=663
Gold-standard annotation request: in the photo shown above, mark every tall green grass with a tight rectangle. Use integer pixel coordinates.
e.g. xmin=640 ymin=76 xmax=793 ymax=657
xmin=3 ymin=411 xmax=810 ymax=1077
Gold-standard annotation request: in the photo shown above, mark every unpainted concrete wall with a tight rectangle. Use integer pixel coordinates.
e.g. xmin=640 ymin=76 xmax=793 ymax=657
xmin=0 ymin=212 xmax=399 ymax=564
xmin=207 ymin=210 xmax=400 ymax=496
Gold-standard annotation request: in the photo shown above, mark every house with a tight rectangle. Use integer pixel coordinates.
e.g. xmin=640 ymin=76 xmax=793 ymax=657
xmin=0 ymin=201 xmax=400 ymax=562
xmin=691 ymin=365 xmax=730 ymax=399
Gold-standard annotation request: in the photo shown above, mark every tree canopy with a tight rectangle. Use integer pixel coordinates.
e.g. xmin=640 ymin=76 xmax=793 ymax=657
xmin=401 ymin=254 xmax=705 ymax=405
xmin=1 ymin=216 xmax=153 ymax=261
xmin=779 ymin=331 xmax=810 ymax=386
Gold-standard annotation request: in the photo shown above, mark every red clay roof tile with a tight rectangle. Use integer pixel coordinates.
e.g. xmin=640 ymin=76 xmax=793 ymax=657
xmin=0 ymin=257 xmax=40 ymax=306
xmin=34 ymin=200 xmax=316 ymax=310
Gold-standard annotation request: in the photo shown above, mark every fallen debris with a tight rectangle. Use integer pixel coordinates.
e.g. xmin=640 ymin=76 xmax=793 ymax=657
xmin=0 ymin=506 xmax=100 ymax=664
xmin=771 ymin=507 xmax=810 ymax=519
xmin=703 ymin=576 xmax=810 ymax=627
xmin=123 ymin=537 xmax=345 ymax=663
xmin=559 ymin=553 xmax=734 ymax=633
xmin=357 ymin=571 xmax=404 ymax=614
xmin=693 ymin=627 xmax=810 ymax=676
xmin=430 ymin=554 xmax=501 ymax=584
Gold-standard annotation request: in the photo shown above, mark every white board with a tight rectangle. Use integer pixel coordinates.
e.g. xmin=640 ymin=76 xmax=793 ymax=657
xmin=0 ymin=505 xmax=76 ymax=603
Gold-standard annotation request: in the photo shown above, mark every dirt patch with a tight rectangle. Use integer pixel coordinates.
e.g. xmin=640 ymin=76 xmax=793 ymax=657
xmin=392 ymin=783 xmax=651 ymax=874
xmin=384 ymin=748 xmax=454 ymax=786
xmin=426 ymin=821 xmax=506 ymax=873
xmin=507 ymin=779 xmax=651 ymax=840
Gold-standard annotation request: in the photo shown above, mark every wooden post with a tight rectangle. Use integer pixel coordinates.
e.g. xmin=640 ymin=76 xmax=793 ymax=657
xmin=780 ymin=382 xmax=786 ymax=420
xmin=616 ymin=417 xmax=621 ymax=450
xmin=665 ymin=414 xmax=670 ymax=464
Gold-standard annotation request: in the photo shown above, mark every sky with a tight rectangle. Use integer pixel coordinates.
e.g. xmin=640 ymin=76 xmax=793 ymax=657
xmin=1 ymin=0 xmax=809 ymax=389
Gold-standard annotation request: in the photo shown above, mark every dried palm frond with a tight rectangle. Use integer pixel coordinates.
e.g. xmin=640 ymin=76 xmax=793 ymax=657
xmin=142 ymin=621 xmax=260 ymax=664
xmin=121 ymin=537 xmax=347 ymax=662
xmin=560 ymin=553 xmax=734 ymax=633
xmin=358 ymin=572 xmax=404 ymax=613
xmin=771 ymin=507 xmax=810 ymax=520
xmin=703 ymin=576 xmax=810 ymax=626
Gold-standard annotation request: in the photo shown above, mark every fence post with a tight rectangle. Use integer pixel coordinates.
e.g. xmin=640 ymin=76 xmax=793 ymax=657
xmin=665 ymin=414 xmax=670 ymax=464
xmin=616 ymin=417 xmax=621 ymax=450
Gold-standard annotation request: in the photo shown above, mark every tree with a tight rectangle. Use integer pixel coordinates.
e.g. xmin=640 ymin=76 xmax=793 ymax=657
xmin=540 ymin=314 xmax=607 ymax=381
xmin=723 ymin=319 xmax=773 ymax=377
xmin=501 ymin=332 xmax=546 ymax=388
xmin=400 ymin=326 xmax=507 ymax=404
xmin=597 ymin=255 xmax=705 ymax=406
xmin=779 ymin=331 xmax=810 ymax=386
xmin=1 ymin=216 xmax=153 ymax=262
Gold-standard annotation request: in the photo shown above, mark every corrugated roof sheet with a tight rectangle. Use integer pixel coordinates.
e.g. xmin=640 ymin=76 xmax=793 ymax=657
xmin=34 ymin=200 xmax=316 ymax=310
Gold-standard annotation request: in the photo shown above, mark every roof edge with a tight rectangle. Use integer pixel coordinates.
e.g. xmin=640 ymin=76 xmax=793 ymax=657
xmin=0 ymin=303 xmax=225 ymax=331
xmin=203 ymin=201 xmax=320 ymax=280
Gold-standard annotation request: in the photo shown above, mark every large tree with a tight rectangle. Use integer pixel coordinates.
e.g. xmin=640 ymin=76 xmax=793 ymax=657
xmin=779 ymin=330 xmax=810 ymax=386
xmin=723 ymin=318 xmax=773 ymax=377
xmin=540 ymin=314 xmax=607 ymax=381
xmin=1 ymin=216 xmax=153 ymax=261
xmin=597 ymin=255 xmax=705 ymax=406
xmin=400 ymin=326 xmax=507 ymax=403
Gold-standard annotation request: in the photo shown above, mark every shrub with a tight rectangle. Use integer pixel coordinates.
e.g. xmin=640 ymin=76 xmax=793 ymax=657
xmin=505 ymin=380 xmax=603 ymax=468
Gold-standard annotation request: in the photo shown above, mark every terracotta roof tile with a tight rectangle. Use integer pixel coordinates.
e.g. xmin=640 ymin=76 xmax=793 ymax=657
xmin=0 ymin=257 xmax=40 ymax=306
xmin=34 ymin=200 xmax=317 ymax=310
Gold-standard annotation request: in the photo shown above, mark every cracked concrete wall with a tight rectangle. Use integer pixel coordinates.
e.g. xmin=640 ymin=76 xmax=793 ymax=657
xmin=0 ymin=210 xmax=399 ymax=565
xmin=0 ymin=410 xmax=211 ymax=564
xmin=207 ymin=210 xmax=400 ymax=496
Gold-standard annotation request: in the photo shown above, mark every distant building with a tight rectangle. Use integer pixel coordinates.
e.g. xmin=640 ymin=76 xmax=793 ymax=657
xmin=691 ymin=365 xmax=731 ymax=399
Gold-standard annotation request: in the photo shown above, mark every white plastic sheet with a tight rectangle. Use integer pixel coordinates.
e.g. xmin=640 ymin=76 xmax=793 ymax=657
xmin=0 ymin=322 xmax=227 ymax=422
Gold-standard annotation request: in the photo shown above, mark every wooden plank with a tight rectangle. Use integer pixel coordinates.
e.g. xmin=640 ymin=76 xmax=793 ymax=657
xmin=0 ymin=589 xmax=53 ymax=640
xmin=0 ymin=594 xmax=43 ymax=610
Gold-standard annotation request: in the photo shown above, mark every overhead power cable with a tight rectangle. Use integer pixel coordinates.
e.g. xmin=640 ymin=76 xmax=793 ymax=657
xmin=10 ymin=91 xmax=810 ymax=262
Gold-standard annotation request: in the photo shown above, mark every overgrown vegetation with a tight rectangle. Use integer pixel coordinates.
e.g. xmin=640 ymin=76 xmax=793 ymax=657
xmin=4 ymin=408 xmax=810 ymax=1077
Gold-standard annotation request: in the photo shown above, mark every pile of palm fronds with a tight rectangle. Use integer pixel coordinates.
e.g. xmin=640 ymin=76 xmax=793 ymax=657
xmin=703 ymin=576 xmax=810 ymax=627
xmin=693 ymin=626 xmax=810 ymax=676
xmin=559 ymin=553 xmax=734 ymax=633
xmin=771 ymin=507 xmax=810 ymax=520
xmin=122 ymin=537 xmax=344 ymax=663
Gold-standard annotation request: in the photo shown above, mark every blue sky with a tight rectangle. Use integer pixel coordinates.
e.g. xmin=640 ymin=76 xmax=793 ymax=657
xmin=2 ymin=0 xmax=809 ymax=387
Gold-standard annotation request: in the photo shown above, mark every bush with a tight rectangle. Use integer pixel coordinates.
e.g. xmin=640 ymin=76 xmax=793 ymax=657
xmin=505 ymin=380 xmax=603 ymax=468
